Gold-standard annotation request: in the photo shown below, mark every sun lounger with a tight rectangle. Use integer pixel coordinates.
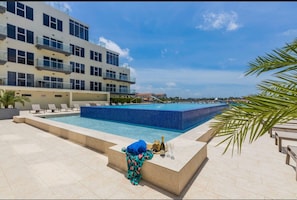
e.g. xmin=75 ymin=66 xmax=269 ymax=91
xmin=275 ymin=131 xmax=297 ymax=152
xmin=60 ymin=104 xmax=71 ymax=111
xmin=29 ymin=104 xmax=45 ymax=113
xmin=269 ymin=123 xmax=297 ymax=137
xmin=72 ymin=104 xmax=80 ymax=111
xmin=285 ymin=145 xmax=297 ymax=180
xmin=48 ymin=104 xmax=59 ymax=112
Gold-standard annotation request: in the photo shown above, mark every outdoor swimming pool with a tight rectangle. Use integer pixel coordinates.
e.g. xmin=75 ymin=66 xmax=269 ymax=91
xmin=47 ymin=103 xmax=228 ymax=143
xmin=81 ymin=103 xmax=228 ymax=131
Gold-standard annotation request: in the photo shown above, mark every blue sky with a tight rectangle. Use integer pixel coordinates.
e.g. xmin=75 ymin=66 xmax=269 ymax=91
xmin=47 ymin=2 xmax=297 ymax=98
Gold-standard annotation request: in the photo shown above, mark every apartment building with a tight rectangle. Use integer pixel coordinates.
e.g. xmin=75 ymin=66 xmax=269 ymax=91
xmin=0 ymin=2 xmax=136 ymax=110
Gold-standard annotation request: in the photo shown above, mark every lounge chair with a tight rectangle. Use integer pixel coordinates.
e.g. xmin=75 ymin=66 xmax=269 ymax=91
xmin=48 ymin=104 xmax=59 ymax=112
xmin=269 ymin=123 xmax=297 ymax=137
xmin=29 ymin=104 xmax=45 ymax=113
xmin=61 ymin=104 xmax=71 ymax=111
xmin=72 ymin=104 xmax=80 ymax=111
xmin=275 ymin=131 xmax=297 ymax=152
xmin=285 ymin=145 xmax=297 ymax=180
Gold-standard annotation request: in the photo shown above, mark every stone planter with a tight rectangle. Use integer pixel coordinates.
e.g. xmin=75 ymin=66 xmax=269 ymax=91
xmin=0 ymin=108 xmax=20 ymax=120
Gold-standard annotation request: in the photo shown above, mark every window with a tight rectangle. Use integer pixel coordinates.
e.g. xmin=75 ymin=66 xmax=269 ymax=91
xmin=90 ymin=50 xmax=102 ymax=62
xmin=8 ymin=48 xmax=16 ymax=63
xmin=90 ymin=66 xmax=102 ymax=76
xmin=106 ymin=70 xmax=116 ymax=79
xmin=70 ymin=44 xmax=85 ymax=57
xmin=17 ymin=50 xmax=26 ymax=64
xmin=7 ymin=2 xmax=15 ymax=14
xmin=27 ymin=52 xmax=34 ymax=65
xmin=43 ymin=14 xmax=49 ymax=26
xmin=8 ymin=48 xmax=34 ymax=66
xmin=106 ymin=84 xmax=116 ymax=93
xmin=50 ymin=16 xmax=56 ymax=29
xmin=7 ymin=71 xmax=34 ymax=87
xmin=43 ymin=13 xmax=63 ymax=32
xmin=70 ymin=62 xmax=85 ymax=74
xmin=7 ymin=2 xmax=33 ymax=21
xmin=16 ymin=2 xmax=25 ymax=17
xmin=26 ymin=6 xmax=33 ymax=20
xmin=120 ymin=73 xmax=128 ymax=81
xmin=7 ymin=24 xmax=34 ymax=44
xmin=69 ymin=19 xmax=89 ymax=41
xmin=120 ymin=85 xmax=128 ymax=93
xmin=7 ymin=24 xmax=16 ymax=39
xmin=8 ymin=71 xmax=16 ymax=86
xmin=17 ymin=27 xmax=25 ymax=42
xmin=70 ymin=79 xmax=85 ymax=90
xmin=90 ymin=81 xmax=102 ymax=91
xmin=26 ymin=30 xmax=34 ymax=44
xmin=106 ymin=51 xmax=119 ymax=66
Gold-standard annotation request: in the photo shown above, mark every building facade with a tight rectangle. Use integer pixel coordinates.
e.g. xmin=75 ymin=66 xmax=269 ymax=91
xmin=0 ymin=2 xmax=135 ymax=109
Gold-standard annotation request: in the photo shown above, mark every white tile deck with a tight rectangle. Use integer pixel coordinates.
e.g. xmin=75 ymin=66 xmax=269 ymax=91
xmin=0 ymin=111 xmax=297 ymax=199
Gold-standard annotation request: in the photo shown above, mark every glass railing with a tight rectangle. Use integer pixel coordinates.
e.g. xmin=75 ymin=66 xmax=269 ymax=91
xmin=36 ymin=36 xmax=71 ymax=55
xmin=0 ymin=24 xmax=6 ymax=39
xmin=35 ymin=79 xmax=71 ymax=89
xmin=102 ymin=87 xmax=136 ymax=94
xmin=0 ymin=2 xmax=6 ymax=13
xmin=36 ymin=59 xmax=71 ymax=74
xmin=0 ymin=50 xmax=7 ymax=63
xmin=103 ymin=73 xmax=136 ymax=83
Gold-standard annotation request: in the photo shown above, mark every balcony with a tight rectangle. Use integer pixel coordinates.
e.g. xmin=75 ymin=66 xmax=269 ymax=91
xmin=0 ymin=51 xmax=7 ymax=64
xmin=103 ymin=73 xmax=136 ymax=84
xmin=103 ymin=88 xmax=136 ymax=95
xmin=0 ymin=2 xmax=6 ymax=13
xmin=0 ymin=24 xmax=6 ymax=40
xmin=35 ymin=36 xmax=71 ymax=56
xmin=35 ymin=79 xmax=71 ymax=89
xmin=36 ymin=58 xmax=72 ymax=74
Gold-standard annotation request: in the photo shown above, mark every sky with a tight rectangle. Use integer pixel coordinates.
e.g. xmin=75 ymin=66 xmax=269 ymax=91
xmin=46 ymin=1 xmax=297 ymax=98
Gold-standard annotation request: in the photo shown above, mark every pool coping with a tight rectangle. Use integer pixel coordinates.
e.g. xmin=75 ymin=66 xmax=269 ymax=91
xmin=13 ymin=113 xmax=216 ymax=195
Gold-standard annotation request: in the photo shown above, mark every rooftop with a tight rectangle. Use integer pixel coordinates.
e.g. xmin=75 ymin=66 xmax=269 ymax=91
xmin=0 ymin=111 xmax=296 ymax=199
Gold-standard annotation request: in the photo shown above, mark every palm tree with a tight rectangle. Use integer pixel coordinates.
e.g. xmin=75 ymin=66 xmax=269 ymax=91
xmin=0 ymin=89 xmax=30 ymax=108
xmin=210 ymin=38 xmax=297 ymax=155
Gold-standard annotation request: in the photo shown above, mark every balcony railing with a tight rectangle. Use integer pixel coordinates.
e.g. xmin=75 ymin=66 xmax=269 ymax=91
xmin=0 ymin=24 xmax=6 ymax=40
xmin=36 ymin=58 xmax=72 ymax=74
xmin=103 ymin=73 xmax=136 ymax=84
xmin=0 ymin=2 xmax=6 ymax=13
xmin=103 ymin=87 xmax=136 ymax=95
xmin=0 ymin=50 xmax=7 ymax=64
xmin=35 ymin=36 xmax=71 ymax=56
xmin=35 ymin=79 xmax=71 ymax=89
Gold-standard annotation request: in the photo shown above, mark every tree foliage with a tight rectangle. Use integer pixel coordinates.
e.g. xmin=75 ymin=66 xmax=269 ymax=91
xmin=210 ymin=38 xmax=297 ymax=155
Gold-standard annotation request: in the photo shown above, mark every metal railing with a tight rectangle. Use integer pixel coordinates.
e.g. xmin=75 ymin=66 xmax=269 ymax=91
xmin=35 ymin=36 xmax=71 ymax=56
xmin=36 ymin=58 xmax=72 ymax=74
xmin=103 ymin=73 xmax=136 ymax=84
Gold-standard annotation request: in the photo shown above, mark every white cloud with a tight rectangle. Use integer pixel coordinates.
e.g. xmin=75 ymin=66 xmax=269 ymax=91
xmin=282 ymin=29 xmax=297 ymax=36
xmin=196 ymin=11 xmax=241 ymax=31
xmin=166 ymin=82 xmax=176 ymax=87
xmin=46 ymin=2 xmax=72 ymax=14
xmin=98 ymin=37 xmax=133 ymax=62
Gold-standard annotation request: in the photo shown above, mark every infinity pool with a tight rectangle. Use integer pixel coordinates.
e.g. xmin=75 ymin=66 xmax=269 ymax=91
xmin=81 ymin=103 xmax=228 ymax=131
xmin=47 ymin=103 xmax=228 ymax=143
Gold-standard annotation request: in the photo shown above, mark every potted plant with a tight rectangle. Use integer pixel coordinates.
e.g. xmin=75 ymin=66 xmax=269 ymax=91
xmin=0 ymin=89 xmax=30 ymax=119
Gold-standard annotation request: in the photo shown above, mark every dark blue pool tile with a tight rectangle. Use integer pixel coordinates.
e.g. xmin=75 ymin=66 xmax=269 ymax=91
xmin=80 ymin=104 xmax=228 ymax=131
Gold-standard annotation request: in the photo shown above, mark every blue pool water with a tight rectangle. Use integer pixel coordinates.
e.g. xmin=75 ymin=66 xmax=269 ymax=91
xmin=47 ymin=115 xmax=183 ymax=143
xmin=47 ymin=103 xmax=228 ymax=143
